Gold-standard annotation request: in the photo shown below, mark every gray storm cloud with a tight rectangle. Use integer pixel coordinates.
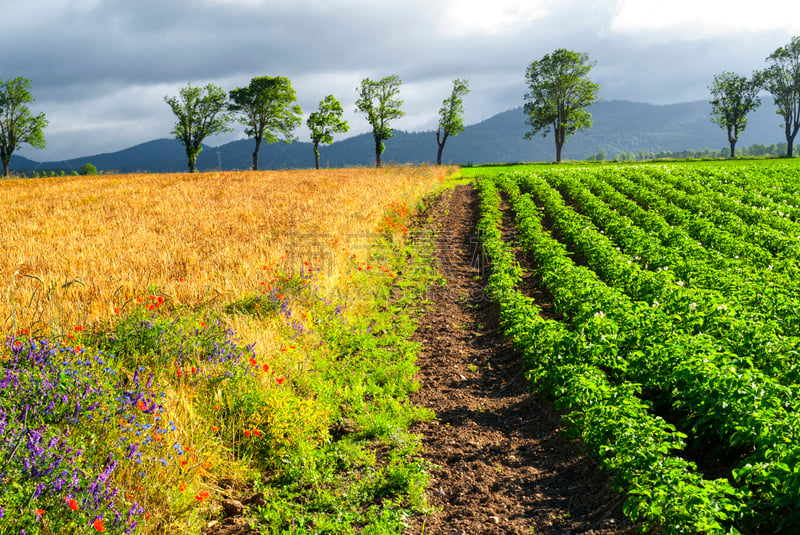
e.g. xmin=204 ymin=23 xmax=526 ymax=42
xmin=3 ymin=0 xmax=795 ymax=161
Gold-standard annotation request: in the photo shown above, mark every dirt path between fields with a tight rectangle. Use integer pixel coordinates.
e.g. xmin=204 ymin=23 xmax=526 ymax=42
xmin=405 ymin=184 xmax=642 ymax=535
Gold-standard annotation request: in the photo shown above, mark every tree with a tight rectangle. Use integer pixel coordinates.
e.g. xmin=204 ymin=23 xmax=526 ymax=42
xmin=229 ymin=76 xmax=302 ymax=171
xmin=757 ymin=36 xmax=800 ymax=157
xmin=523 ymin=49 xmax=599 ymax=163
xmin=355 ymin=75 xmax=404 ymax=167
xmin=80 ymin=163 xmax=98 ymax=175
xmin=436 ymin=78 xmax=470 ymax=165
xmin=0 ymin=77 xmax=48 ymax=177
xmin=709 ymin=72 xmax=761 ymax=158
xmin=164 ymin=83 xmax=231 ymax=173
xmin=307 ymin=95 xmax=349 ymax=170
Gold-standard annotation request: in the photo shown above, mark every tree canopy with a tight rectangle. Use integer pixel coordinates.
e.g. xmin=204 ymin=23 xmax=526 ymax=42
xmin=164 ymin=83 xmax=231 ymax=173
xmin=757 ymin=36 xmax=800 ymax=157
xmin=436 ymin=78 xmax=469 ymax=165
xmin=229 ymin=76 xmax=302 ymax=171
xmin=709 ymin=71 xmax=761 ymax=158
xmin=355 ymin=75 xmax=404 ymax=167
xmin=0 ymin=77 xmax=48 ymax=177
xmin=307 ymin=95 xmax=349 ymax=169
xmin=523 ymin=49 xmax=599 ymax=163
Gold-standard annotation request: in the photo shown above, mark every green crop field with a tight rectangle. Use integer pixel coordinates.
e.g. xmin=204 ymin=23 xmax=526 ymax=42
xmin=468 ymin=159 xmax=800 ymax=534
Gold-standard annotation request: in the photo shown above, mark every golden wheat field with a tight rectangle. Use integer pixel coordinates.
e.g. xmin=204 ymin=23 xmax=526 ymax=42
xmin=0 ymin=166 xmax=453 ymax=337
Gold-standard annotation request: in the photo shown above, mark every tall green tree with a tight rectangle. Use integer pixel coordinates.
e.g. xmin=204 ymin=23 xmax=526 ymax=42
xmin=758 ymin=36 xmax=800 ymax=157
xmin=436 ymin=78 xmax=469 ymax=165
xmin=307 ymin=95 xmax=349 ymax=170
xmin=523 ymin=49 xmax=599 ymax=163
xmin=165 ymin=83 xmax=231 ymax=173
xmin=0 ymin=77 xmax=48 ymax=177
xmin=709 ymin=71 xmax=761 ymax=158
xmin=229 ymin=76 xmax=302 ymax=171
xmin=355 ymin=75 xmax=404 ymax=167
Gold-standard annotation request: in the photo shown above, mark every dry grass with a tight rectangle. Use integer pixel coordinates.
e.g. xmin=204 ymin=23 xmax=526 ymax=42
xmin=1 ymin=166 xmax=454 ymax=336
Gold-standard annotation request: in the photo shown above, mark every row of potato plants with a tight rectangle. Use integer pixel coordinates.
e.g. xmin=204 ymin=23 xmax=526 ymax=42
xmin=625 ymin=168 xmax=798 ymax=262
xmin=594 ymin=168 xmax=776 ymax=268
xmin=532 ymin=168 xmax=800 ymax=384
xmin=572 ymin=166 xmax=800 ymax=327
xmin=684 ymin=167 xmax=800 ymax=224
xmin=651 ymin=166 xmax=800 ymax=235
xmin=489 ymin=170 xmax=800 ymax=532
xmin=699 ymin=164 xmax=800 ymax=218
xmin=474 ymin=176 xmax=742 ymax=534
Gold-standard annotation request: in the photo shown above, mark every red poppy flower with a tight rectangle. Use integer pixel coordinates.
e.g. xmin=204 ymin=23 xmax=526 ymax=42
xmin=68 ymin=499 xmax=79 ymax=511
xmin=93 ymin=518 xmax=106 ymax=532
xmin=179 ymin=482 xmax=186 ymax=492
xmin=34 ymin=508 xmax=45 ymax=516
xmin=244 ymin=429 xmax=251 ymax=437
xmin=276 ymin=376 xmax=285 ymax=385
xmin=137 ymin=400 xmax=147 ymax=411
xmin=195 ymin=491 xmax=210 ymax=501
xmin=262 ymin=363 xmax=270 ymax=373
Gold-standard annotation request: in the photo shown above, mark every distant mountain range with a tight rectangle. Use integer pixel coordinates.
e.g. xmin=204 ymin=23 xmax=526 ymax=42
xmin=9 ymin=99 xmax=792 ymax=173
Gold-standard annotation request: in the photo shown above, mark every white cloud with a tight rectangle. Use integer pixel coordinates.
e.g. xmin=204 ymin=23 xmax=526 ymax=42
xmin=438 ymin=0 xmax=548 ymax=36
xmin=609 ymin=0 xmax=800 ymax=40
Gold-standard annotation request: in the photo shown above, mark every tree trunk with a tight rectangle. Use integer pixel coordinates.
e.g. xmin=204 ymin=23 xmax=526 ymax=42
xmin=784 ymin=119 xmax=799 ymax=157
xmin=436 ymin=131 xmax=448 ymax=165
xmin=1 ymin=154 xmax=9 ymax=178
xmin=729 ymin=141 xmax=736 ymax=159
xmin=374 ymin=136 xmax=382 ymax=167
xmin=252 ymin=135 xmax=262 ymax=171
xmin=187 ymin=145 xmax=199 ymax=173
xmin=555 ymin=124 xmax=565 ymax=163
xmin=314 ymin=142 xmax=320 ymax=170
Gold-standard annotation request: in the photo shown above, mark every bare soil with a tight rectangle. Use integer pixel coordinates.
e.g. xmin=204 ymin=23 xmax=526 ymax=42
xmin=405 ymin=184 xmax=642 ymax=535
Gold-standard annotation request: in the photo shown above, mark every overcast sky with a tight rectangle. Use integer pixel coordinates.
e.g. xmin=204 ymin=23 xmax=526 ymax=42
xmin=5 ymin=0 xmax=799 ymax=161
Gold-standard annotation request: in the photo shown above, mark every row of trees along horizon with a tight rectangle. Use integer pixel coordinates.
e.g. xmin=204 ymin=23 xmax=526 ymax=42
xmin=0 ymin=75 xmax=469 ymax=177
xmin=2 ymin=34 xmax=800 ymax=177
